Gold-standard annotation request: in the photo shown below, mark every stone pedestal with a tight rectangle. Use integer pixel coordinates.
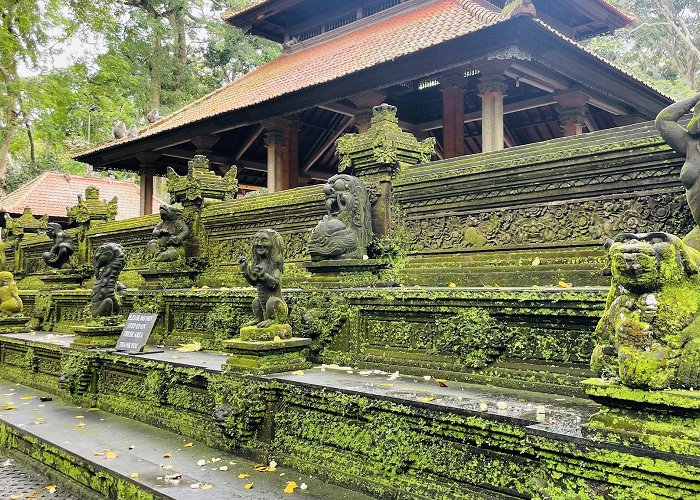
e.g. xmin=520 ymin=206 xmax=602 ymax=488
xmin=39 ymin=271 xmax=86 ymax=290
xmin=223 ymin=337 xmax=311 ymax=374
xmin=582 ymin=379 xmax=700 ymax=457
xmin=72 ymin=316 xmax=124 ymax=348
xmin=305 ymin=258 xmax=388 ymax=275
xmin=0 ymin=316 xmax=32 ymax=333
xmin=138 ymin=268 xmax=197 ymax=290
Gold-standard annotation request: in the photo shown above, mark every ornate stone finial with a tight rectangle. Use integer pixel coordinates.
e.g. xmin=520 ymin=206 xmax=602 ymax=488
xmin=147 ymin=204 xmax=191 ymax=263
xmin=336 ymin=104 xmax=435 ymax=175
xmin=67 ymin=187 xmax=118 ymax=225
xmin=238 ymin=229 xmax=291 ymax=340
xmin=167 ymin=155 xmax=238 ymax=203
xmin=592 ymin=232 xmax=700 ymax=389
xmin=0 ymin=271 xmax=22 ymax=316
xmin=308 ymin=174 xmax=373 ymax=261
xmin=42 ymin=223 xmax=75 ymax=270
xmin=91 ymin=243 xmax=126 ymax=317
xmin=5 ymin=208 xmax=48 ymax=237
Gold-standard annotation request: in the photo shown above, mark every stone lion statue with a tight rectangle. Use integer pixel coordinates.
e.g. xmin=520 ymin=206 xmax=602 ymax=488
xmin=91 ymin=243 xmax=126 ymax=317
xmin=0 ymin=271 xmax=22 ymax=316
xmin=309 ymin=174 xmax=373 ymax=261
xmin=238 ymin=229 xmax=289 ymax=334
xmin=591 ymin=232 xmax=700 ymax=389
xmin=147 ymin=204 xmax=191 ymax=263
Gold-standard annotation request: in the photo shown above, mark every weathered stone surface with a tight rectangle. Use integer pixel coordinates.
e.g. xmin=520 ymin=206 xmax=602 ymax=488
xmin=0 ymin=272 xmax=22 ymax=317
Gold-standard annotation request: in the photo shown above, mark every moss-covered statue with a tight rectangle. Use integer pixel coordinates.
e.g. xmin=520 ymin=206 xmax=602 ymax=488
xmin=0 ymin=272 xmax=22 ymax=316
xmin=147 ymin=204 xmax=191 ymax=263
xmin=42 ymin=222 xmax=74 ymax=270
xmin=591 ymin=232 xmax=700 ymax=389
xmin=91 ymin=243 xmax=126 ymax=317
xmin=238 ymin=229 xmax=291 ymax=339
xmin=656 ymin=91 xmax=700 ymax=248
xmin=309 ymin=174 xmax=373 ymax=261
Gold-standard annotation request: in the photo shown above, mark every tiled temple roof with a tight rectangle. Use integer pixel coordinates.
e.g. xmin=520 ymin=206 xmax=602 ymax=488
xmin=0 ymin=172 xmax=161 ymax=220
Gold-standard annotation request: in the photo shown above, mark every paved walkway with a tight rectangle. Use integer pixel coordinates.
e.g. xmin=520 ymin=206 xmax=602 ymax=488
xmin=0 ymin=379 xmax=373 ymax=500
xmin=0 ymin=454 xmax=76 ymax=499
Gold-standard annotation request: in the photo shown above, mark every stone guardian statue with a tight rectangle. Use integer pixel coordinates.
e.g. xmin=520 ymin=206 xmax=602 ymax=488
xmin=308 ymin=174 xmax=373 ymax=260
xmin=42 ymin=223 xmax=75 ymax=270
xmin=238 ymin=229 xmax=291 ymax=339
xmin=147 ymin=204 xmax=191 ymax=263
xmin=0 ymin=272 xmax=22 ymax=316
xmin=655 ymin=91 xmax=700 ymax=247
xmin=91 ymin=243 xmax=126 ymax=317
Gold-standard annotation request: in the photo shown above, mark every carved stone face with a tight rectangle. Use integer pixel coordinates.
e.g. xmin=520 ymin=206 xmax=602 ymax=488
xmin=254 ymin=232 xmax=272 ymax=258
xmin=324 ymin=177 xmax=350 ymax=215
xmin=608 ymin=232 xmax=685 ymax=292
xmin=159 ymin=204 xmax=181 ymax=221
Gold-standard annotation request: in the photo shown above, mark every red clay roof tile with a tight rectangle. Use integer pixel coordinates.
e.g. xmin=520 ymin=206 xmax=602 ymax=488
xmin=0 ymin=172 xmax=161 ymax=220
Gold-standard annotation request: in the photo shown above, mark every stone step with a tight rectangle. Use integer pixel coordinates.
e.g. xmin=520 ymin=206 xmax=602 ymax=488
xmin=0 ymin=378 xmax=373 ymax=500
xmin=396 ymin=266 xmax=608 ymax=287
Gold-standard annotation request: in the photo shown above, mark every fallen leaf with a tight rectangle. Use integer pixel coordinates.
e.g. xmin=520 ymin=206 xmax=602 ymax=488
xmin=163 ymin=453 xmax=172 ymax=459
xmin=190 ymin=483 xmax=201 ymax=489
xmin=558 ymin=280 xmax=573 ymax=288
xmin=435 ymin=379 xmax=448 ymax=387
xmin=254 ymin=464 xmax=269 ymax=472
xmin=20 ymin=395 xmax=33 ymax=400
xmin=183 ymin=442 xmax=194 ymax=448
xmin=1 ymin=405 xmax=16 ymax=410
xmin=531 ymin=257 xmax=541 ymax=266
xmin=448 ymin=282 xmax=456 ymax=288
xmin=197 ymin=459 xmax=206 ymax=466
xmin=379 ymin=383 xmax=394 ymax=389
xmin=106 ymin=451 xmax=117 ymax=459
xmin=88 ymin=408 xmax=100 ymax=412
xmin=300 ymin=483 xmax=308 ymax=490
xmin=77 ymin=422 xmax=86 ymax=428
xmin=131 ymin=473 xmax=139 ymax=479
xmin=161 ymin=464 xmax=173 ymax=470
xmin=419 ymin=396 xmax=435 ymax=403
xmin=245 ymin=482 xmax=254 ymax=490
xmin=273 ymin=336 xmax=282 ymax=342
xmin=291 ymin=370 xmax=304 ymax=376
xmin=238 ymin=473 xmax=250 ymax=479
xmin=75 ymin=415 xmax=85 ymax=419
xmin=45 ymin=484 xmax=57 ymax=493
xmin=219 ymin=466 xmax=228 ymax=471
xmin=176 ymin=341 xmax=202 ymax=352
xmin=284 ymin=481 xmax=299 ymax=494
xmin=201 ymin=483 xmax=213 ymax=490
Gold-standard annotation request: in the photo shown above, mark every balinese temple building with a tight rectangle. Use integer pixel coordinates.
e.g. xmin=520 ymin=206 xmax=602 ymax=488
xmin=75 ymin=0 xmax=672 ymax=214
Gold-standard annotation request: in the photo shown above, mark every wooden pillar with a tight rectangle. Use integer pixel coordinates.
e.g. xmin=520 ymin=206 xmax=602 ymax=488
xmin=554 ymin=91 xmax=590 ymax=137
xmin=139 ymin=168 xmax=154 ymax=215
xmin=264 ymin=130 xmax=285 ymax=193
xmin=478 ymin=74 xmax=508 ymax=153
xmin=441 ymin=72 xmax=466 ymax=158
xmin=286 ymin=123 xmax=300 ymax=189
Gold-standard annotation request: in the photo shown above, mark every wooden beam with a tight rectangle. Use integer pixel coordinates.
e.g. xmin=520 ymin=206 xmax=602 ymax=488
xmin=235 ymin=125 xmax=264 ymax=160
xmin=159 ymin=147 xmax=231 ymax=166
xmin=303 ymin=115 xmax=354 ymax=172
xmin=416 ymin=94 xmax=558 ymax=131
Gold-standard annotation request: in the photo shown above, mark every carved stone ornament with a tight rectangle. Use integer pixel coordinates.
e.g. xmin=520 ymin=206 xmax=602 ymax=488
xmin=309 ymin=174 xmax=374 ymax=261
xmin=167 ymin=155 xmax=238 ymax=203
xmin=147 ymin=204 xmax=192 ymax=263
xmin=67 ymin=187 xmax=118 ymax=225
xmin=5 ymin=207 xmax=48 ymax=237
xmin=91 ymin=243 xmax=126 ymax=317
xmin=591 ymin=232 xmax=700 ymax=389
xmin=42 ymin=222 xmax=75 ymax=270
xmin=238 ymin=229 xmax=291 ymax=340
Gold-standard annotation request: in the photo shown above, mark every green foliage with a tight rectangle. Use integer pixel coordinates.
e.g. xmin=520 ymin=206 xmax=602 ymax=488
xmin=585 ymin=0 xmax=699 ymax=99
